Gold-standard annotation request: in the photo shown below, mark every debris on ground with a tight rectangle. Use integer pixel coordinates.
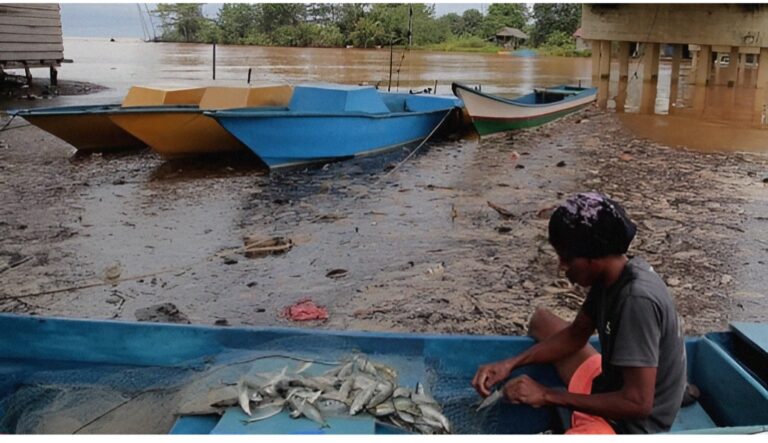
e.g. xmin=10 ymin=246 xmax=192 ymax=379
xmin=281 ymin=299 xmax=329 ymax=322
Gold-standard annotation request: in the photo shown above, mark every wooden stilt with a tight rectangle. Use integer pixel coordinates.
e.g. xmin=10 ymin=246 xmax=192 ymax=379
xmin=23 ymin=64 xmax=32 ymax=86
xmin=49 ymin=65 xmax=58 ymax=87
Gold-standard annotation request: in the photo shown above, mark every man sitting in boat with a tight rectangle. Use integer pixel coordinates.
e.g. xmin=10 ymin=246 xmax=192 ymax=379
xmin=472 ymin=192 xmax=686 ymax=434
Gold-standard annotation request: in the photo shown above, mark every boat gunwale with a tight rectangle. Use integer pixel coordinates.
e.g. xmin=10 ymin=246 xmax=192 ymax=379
xmin=13 ymin=104 xmax=201 ymax=117
xmin=205 ymin=106 xmax=456 ymax=120
xmin=451 ymin=82 xmax=596 ymax=109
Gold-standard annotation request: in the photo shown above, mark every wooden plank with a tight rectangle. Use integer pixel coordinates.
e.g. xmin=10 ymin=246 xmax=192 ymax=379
xmin=0 ymin=52 xmax=63 ymax=62
xmin=0 ymin=16 xmax=60 ymax=26
xmin=0 ymin=60 xmax=61 ymax=69
xmin=0 ymin=42 xmax=63 ymax=52
xmin=0 ymin=5 xmax=60 ymax=19
xmin=0 ymin=24 xmax=62 ymax=35
xmin=0 ymin=33 xmax=62 ymax=43
xmin=0 ymin=3 xmax=59 ymax=11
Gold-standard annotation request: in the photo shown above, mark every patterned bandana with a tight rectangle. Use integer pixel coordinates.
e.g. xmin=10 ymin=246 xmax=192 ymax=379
xmin=548 ymin=192 xmax=637 ymax=259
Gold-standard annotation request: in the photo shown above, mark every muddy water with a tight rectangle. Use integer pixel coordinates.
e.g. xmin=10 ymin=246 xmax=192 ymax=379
xmin=6 ymin=37 xmax=590 ymax=105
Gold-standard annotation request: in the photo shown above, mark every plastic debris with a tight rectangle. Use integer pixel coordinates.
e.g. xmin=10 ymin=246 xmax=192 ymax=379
xmin=282 ymin=299 xmax=328 ymax=321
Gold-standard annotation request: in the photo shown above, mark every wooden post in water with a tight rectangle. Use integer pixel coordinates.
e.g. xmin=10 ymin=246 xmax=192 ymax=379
xmin=669 ymin=44 xmax=683 ymax=113
xmin=616 ymin=41 xmax=631 ymax=112
xmin=49 ymin=65 xmax=58 ymax=87
xmin=212 ymin=42 xmax=216 ymax=80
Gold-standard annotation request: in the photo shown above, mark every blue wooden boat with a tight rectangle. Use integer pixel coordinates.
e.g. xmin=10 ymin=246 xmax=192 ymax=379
xmin=206 ymin=84 xmax=463 ymax=169
xmin=0 ymin=313 xmax=766 ymax=434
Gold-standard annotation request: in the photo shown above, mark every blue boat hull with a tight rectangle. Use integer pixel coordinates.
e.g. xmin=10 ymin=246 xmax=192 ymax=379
xmin=0 ymin=313 xmax=766 ymax=434
xmin=213 ymin=110 xmax=450 ymax=169
xmin=207 ymin=84 xmax=461 ymax=169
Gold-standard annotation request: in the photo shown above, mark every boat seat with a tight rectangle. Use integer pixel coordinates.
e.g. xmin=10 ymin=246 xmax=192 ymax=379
xmin=552 ymin=401 xmax=716 ymax=434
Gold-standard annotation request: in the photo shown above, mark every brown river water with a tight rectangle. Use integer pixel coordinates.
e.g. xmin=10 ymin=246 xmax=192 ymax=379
xmin=7 ymin=37 xmax=766 ymax=153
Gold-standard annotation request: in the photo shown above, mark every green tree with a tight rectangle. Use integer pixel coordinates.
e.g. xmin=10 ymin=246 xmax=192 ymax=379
xmin=530 ymin=3 xmax=581 ymax=46
xmin=460 ymin=9 xmax=484 ymax=37
xmin=350 ymin=16 xmax=385 ymax=48
xmin=335 ymin=3 xmax=368 ymax=44
xmin=438 ymin=12 xmax=463 ymax=36
xmin=217 ymin=3 xmax=259 ymax=44
xmin=257 ymin=3 xmax=306 ymax=34
xmin=154 ymin=3 xmax=206 ymax=42
xmin=482 ymin=3 xmax=529 ymax=39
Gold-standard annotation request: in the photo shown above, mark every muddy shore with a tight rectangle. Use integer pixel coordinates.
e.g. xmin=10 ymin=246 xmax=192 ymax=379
xmin=1 ymin=99 xmax=767 ymax=336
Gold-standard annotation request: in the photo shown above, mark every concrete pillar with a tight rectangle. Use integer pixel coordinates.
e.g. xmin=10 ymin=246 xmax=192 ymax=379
xmin=591 ymin=39 xmax=611 ymax=108
xmin=640 ymin=42 xmax=660 ymax=114
xmin=669 ymin=44 xmax=683 ymax=113
xmin=754 ymin=48 xmax=768 ymax=125
xmin=598 ymin=40 xmax=611 ymax=108
xmin=616 ymin=41 xmax=631 ymax=112
xmin=694 ymin=45 xmax=712 ymax=86
xmin=726 ymin=46 xmax=739 ymax=87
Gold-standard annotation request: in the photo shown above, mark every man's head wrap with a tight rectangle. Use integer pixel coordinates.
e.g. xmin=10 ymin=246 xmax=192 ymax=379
xmin=548 ymin=192 xmax=637 ymax=259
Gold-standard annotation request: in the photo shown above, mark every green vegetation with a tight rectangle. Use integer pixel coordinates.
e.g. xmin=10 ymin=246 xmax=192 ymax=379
xmin=152 ymin=3 xmax=587 ymax=56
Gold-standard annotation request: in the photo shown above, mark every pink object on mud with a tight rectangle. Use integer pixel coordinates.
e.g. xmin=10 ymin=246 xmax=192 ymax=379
xmin=282 ymin=299 xmax=328 ymax=321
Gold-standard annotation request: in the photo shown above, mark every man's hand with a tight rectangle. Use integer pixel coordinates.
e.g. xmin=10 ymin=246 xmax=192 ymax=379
xmin=503 ymin=375 xmax=548 ymax=408
xmin=472 ymin=359 xmax=515 ymax=397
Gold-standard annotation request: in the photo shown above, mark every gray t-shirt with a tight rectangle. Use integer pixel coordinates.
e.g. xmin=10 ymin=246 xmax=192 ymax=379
xmin=582 ymin=257 xmax=687 ymax=433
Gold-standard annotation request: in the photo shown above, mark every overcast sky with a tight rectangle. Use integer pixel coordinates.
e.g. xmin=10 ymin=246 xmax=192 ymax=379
xmin=60 ymin=3 xmax=487 ymax=38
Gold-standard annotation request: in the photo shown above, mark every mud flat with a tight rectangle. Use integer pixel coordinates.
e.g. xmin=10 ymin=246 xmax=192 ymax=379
xmin=1 ymin=105 xmax=766 ymax=335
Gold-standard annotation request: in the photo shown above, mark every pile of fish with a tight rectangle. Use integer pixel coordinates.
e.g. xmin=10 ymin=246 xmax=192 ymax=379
xmin=178 ymin=354 xmax=452 ymax=434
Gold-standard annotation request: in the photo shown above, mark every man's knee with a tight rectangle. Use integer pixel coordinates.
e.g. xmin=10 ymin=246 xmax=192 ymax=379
xmin=528 ymin=307 xmax=569 ymax=342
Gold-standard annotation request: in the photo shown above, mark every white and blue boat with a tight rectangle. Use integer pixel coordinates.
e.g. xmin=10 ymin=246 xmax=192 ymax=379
xmin=206 ymin=84 xmax=463 ymax=169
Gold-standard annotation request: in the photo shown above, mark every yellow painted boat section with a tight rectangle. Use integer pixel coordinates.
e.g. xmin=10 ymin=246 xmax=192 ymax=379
xmin=121 ymin=86 xmax=207 ymax=107
xmin=109 ymin=112 xmax=244 ymax=157
xmin=199 ymin=85 xmax=293 ymax=109
xmin=109 ymin=85 xmax=294 ymax=157
xmin=23 ymin=114 xmax=146 ymax=152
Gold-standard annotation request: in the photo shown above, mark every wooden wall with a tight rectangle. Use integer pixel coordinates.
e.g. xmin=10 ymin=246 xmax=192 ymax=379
xmin=0 ymin=3 xmax=63 ymax=68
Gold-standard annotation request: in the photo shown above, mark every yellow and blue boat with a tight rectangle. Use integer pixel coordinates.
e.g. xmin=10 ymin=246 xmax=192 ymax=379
xmin=11 ymin=86 xmax=208 ymax=153
xmin=108 ymin=85 xmax=293 ymax=158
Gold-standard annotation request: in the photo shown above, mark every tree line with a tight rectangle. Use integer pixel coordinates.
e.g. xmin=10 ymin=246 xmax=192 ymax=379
xmin=153 ymin=3 xmax=583 ymax=53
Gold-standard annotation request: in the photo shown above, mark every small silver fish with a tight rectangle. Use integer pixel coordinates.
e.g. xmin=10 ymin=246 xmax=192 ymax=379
xmin=315 ymin=398 xmax=349 ymax=416
xmin=241 ymin=401 xmax=285 ymax=424
xmin=369 ymin=400 xmax=395 ymax=417
xmin=476 ymin=389 xmax=503 ymax=411
xmin=367 ymin=382 xmax=394 ymax=408
xmin=419 ymin=403 xmax=451 ymax=433
xmin=349 ymin=383 xmax=376 ymax=415
xmin=237 ymin=381 xmax=251 ymax=416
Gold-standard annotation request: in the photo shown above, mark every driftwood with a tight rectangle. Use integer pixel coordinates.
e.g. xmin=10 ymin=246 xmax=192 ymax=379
xmin=487 ymin=201 xmax=515 ymax=218
xmin=243 ymin=235 xmax=293 ymax=258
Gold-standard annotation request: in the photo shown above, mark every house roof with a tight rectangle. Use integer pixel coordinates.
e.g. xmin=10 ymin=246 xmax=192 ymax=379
xmin=496 ymin=27 xmax=528 ymax=39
